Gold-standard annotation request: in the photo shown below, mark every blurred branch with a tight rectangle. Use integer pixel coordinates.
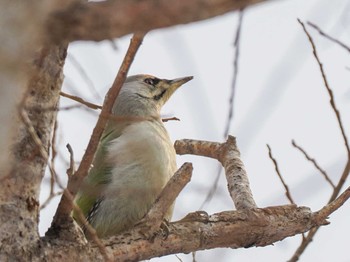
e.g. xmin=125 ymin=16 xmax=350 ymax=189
xmin=40 ymin=119 xmax=64 ymax=210
xmin=175 ymin=136 xmax=257 ymax=209
xmin=47 ymin=0 xmax=271 ymax=43
xmin=201 ymin=9 xmax=245 ymax=210
xmin=289 ymin=19 xmax=350 ymax=262
xmin=67 ymin=53 xmax=102 ymax=99
xmin=51 ymin=33 xmax=145 ymax=232
xmin=162 ymin=116 xmax=180 ymax=122
xmin=60 ymin=91 xmax=102 ymax=110
xmin=224 ymin=9 xmax=244 ymax=137
xmin=307 ymin=21 xmax=350 ymax=53
xmin=139 ymin=163 xmax=193 ymax=234
xmin=292 ymin=139 xmax=335 ymax=189
xmin=267 ymin=144 xmax=295 ymax=205
xmin=66 ymin=143 xmax=75 ymax=177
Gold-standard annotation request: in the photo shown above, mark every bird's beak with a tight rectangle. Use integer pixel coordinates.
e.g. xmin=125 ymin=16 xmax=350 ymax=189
xmin=169 ymin=76 xmax=193 ymax=88
xmin=159 ymin=76 xmax=193 ymax=106
xmin=166 ymin=76 xmax=193 ymax=96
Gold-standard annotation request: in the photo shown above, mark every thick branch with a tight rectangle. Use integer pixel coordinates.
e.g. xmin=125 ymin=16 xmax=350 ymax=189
xmin=175 ymin=136 xmax=257 ymax=209
xmin=47 ymin=0 xmax=272 ymax=43
xmin=142 ymin=163 xmax=193 ymax=228
xmin=0 ymin=43 xmax=67 ymax=259
xmin=85 ymin=205 xmax=321 ymax=261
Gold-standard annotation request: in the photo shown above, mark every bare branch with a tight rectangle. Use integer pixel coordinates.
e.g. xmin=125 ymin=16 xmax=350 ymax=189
xmin=51 ymin=33 xmax=145 ymax=230
xmin=140 ymin=163 xmax=193 ymax=232
xmin=63 ymin=189 xmax=112 ymax=262
xmin=201 ymin=9 xmax=244 ymax=210
xmin=40 ymin=120 xmax=63 ymax=210
xmin=224 ymin=9 xmax=244 ymax=137
xmin=307 ymin=21 xmax=350 ymax=53
xmin=50 ymin=119 xmax=59 ymax=192
xmin=162 ymin=116 xmax=180 ymax=122
xmin=98 ymin=205 xmax=323 ymax=261
xmin=60 ymin=91 xmax=102 ymax=110
xmin=292 ymin=140 xmax=335 ymax=189
xmin=175 ymin=136 xmax=257 ymax=209
xmin=40 ymin=191 xmax=63 ymax=210
xmin=67 ymin=53 xmax=102 ymax=99
xmin=289 ymin=19 xmax=350 ymax=262
xmin=298 ymin=19 xmax=350 ymax=156
xmin=313 ymin=184 xmax=350 ymax=223
xmin=47 ymin=0 xmax=272 ymax=43
xmin=66 ymin=143 xmax=75 ymax=177
xmin=289 ymin=184 xmax=350 ymax=262
xmin=267 ymin=144 xmax=295 ymax=205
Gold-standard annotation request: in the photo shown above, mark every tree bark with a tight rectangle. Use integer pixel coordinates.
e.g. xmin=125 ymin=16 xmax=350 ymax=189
xmin=46 ymin=0 xmax=271 ymax=43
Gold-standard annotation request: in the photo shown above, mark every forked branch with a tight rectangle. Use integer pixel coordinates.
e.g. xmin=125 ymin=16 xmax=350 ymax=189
xmin=175 ymin=136 xmax=257 ymax=209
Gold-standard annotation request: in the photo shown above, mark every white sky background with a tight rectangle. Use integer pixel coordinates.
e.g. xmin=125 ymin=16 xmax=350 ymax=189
xmin=39 ymin=0 xmax=350 ymax=261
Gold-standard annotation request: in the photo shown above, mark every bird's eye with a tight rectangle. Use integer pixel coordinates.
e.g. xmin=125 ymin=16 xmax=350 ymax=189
xmin=144 ymin=78 xmax=160 ymax=86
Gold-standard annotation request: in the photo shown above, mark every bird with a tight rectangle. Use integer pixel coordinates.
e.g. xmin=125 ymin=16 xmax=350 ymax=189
xmin=73 ymin=74 xmax=193 ymax=238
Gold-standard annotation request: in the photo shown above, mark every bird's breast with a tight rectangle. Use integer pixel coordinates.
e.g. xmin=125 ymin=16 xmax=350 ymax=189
xmin=106 ymin=120 xmax=176 ymax=191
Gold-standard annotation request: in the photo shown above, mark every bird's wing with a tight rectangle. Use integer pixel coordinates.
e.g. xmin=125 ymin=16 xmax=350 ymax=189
xmin=73 ymin=125 xmax=125 ymax=221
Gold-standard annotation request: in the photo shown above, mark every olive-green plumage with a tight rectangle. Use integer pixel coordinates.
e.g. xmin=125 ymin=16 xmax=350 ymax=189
xmin=73 ymin=74 xmax=192 ymax=237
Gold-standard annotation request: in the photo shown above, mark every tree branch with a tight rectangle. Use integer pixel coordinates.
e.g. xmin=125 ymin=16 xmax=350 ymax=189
xmin=175 ymin=136 xmax=257 ymax=209
xmin=292 ymin=139 xmax=335 ymax=189
xmin=50 ymin=33 xmax=145 ymax=232
xmin=307 ymin=21 xmax=350 ymax=53
xmin=289 ymin=19 xmax=350 ymax=262
xmin=91 ymin=205 xmax=323 ymax=261
xmin=47 ymin=0 xmax=272 ymax=43
xmin=139 ymin=163 xmax=193 ymax=235
xmin=267 ymin=144 xmax=295 ymax=204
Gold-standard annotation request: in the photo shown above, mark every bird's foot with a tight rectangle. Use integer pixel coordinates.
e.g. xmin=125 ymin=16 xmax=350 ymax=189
xmin=137 ymin=218 xmax=171 ymax=243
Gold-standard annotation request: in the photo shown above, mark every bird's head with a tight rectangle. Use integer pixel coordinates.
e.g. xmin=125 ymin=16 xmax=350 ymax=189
xmin=113 ymin=74 xmax=193 ymax=117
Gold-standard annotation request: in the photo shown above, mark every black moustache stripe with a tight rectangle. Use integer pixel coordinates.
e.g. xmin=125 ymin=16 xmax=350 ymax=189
xmin=153 ymin=89 xmax=166 ymax=101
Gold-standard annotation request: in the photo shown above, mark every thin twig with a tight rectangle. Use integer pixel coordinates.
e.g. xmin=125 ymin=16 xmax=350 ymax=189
xmin=201 ymin=9 xmax=244 ymax=209
xmin=19 ymin=109 xmax=57 ymax=179
xmin=162 ymin=116 xmax=180 ymax=122
xmin=40 ymin=120 xmax=62 ymax=210
xmin=289 ymin=19 xmax=350 ymax=262
xmin=65 ymin=188 xmax=112 ymax=261
xmin=224 ymin=8 xmax=244 ymax=136
xmin=313 ymin=184 xmax=350 ymax=223
xmin=67 ymin=53 xmax=102 ymax=99
xmin=66 ymin=143 xmax=75 ymax=177
xmin=60 ymin=91 xmax=102 ymax=110
xmin=266 ymin=144 xmax=295 ymax=205
xmin=307 ymin=21 xmax=350 ymax=53
xmin=298 ymin=19 xmax=350 ymax=156
xmin=20 ymin=110 xmax=65 ymax=211
xmin=292 ymin=139 xmax=335 ymax=189
xmin=40 ymin=191 xmax=63 ymax=210
xmin=62 ymin=144 xmax=110 ymax=260
xmin=199 ymin=165 xmax=222 ymax=210
xmin=51 ymin=33 xmax=145 ymax=230
xmin=50 ymin=120 xmax=58 ymax=195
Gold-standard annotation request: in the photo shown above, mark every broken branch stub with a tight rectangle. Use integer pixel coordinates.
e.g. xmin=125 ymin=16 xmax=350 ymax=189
xmin=174 ymin=135 xmax=257 ymax=209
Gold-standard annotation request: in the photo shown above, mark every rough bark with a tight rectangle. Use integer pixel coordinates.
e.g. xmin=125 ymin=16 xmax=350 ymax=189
xmin=32 ymin=205 xmax=327 ymax=262
xmin=0 ymin=43 xmax=68 ymax=260
xmin=46 ymin=0 xmax=271 ymax=43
